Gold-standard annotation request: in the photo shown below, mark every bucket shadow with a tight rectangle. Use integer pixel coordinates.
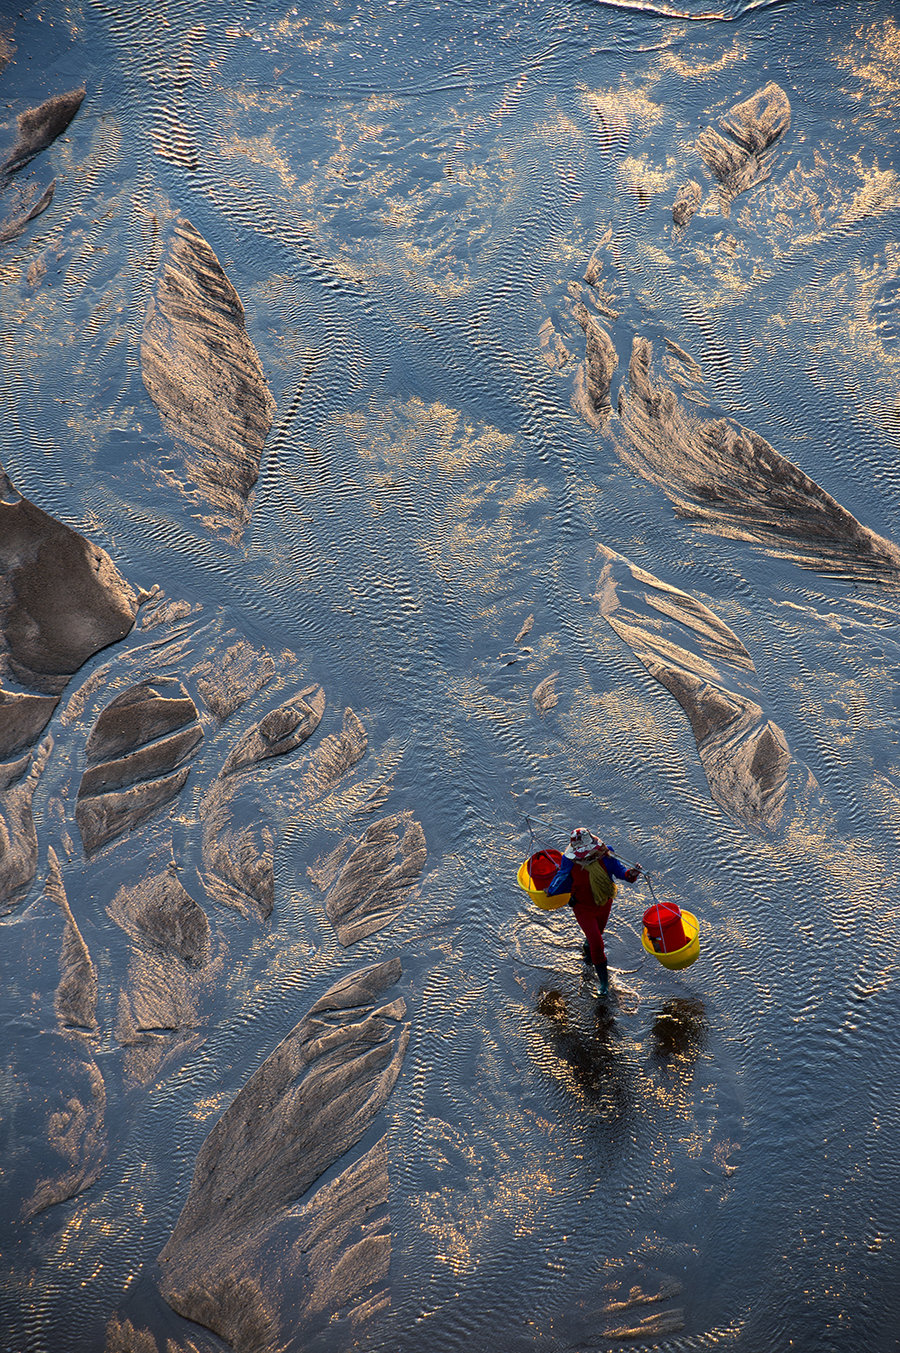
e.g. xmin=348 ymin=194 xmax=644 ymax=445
xmin=650 ymin=996 xmax=709 ymax=1068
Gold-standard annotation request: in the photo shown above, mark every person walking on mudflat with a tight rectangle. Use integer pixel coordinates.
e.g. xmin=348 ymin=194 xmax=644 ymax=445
xmin=546 ymin=828 xmax=642 ymax=996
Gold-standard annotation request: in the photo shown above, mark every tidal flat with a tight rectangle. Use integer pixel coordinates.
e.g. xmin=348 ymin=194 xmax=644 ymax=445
xmin=0 ymin=2 xmax=899 ymax=1351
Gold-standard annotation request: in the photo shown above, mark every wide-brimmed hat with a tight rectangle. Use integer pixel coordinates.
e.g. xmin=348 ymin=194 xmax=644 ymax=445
xmin=569 ymin=827 xmax=602 ymax=860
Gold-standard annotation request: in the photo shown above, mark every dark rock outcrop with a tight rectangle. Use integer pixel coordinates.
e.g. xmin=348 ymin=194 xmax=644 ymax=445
xmin=190 ymin=636 xmax=276 ymax=720
xmin=0 ymin=741 xmax=50 ymax=914
xmin=617 ymin=338 xmax=900 ymax=582
xmin=158 ymin=961 xmax=408 ymax=1345
xmin=2 ymin=88 xmax=86 ymax=176
xmin=76 ymin=680 xmax=203 ymax=854
xmin=597 ymin=547 xmax=792 ymax=830
xmin=0 ymin=468 xmax=138 ymax=694
xmin=697 ymin=82 xmax=791 ymax=213
xmin=141 ymin=218 xmax=276 ymax=542
xmin=0 ymin=688 xmax=58 ymax=759
xmin=108 ymin=865 xmax=211 ymax=970
xmin=310 ymin=813 xmax=427 ymax=946
xmin=201 ymin=777 xmax=274 ymax=922
xmin=221 ymin=684 xmax=326 ymax=777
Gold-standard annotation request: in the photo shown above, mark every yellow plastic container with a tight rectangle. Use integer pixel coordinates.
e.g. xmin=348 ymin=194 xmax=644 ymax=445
xmin=641 ymin=908 xmax=700 ymax=970
xmin=517 ymin=855 xmax=570 ymax=911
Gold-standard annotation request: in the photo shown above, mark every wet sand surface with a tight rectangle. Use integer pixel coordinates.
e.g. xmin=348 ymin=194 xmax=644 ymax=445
xmin=0 ymin=2 xmax=898 ymax=1350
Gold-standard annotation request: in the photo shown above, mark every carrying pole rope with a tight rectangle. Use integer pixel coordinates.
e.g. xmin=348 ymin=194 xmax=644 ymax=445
xmin=643 ymin=871 xmax=670 ymax=953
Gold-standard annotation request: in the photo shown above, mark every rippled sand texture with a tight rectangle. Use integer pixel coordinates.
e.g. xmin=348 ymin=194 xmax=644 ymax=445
xmin=2 ymin=4 xmax=900 ymax=1353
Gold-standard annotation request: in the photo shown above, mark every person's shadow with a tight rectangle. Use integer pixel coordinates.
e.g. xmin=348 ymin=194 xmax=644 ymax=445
xmin=536 ymin=986 xmax=635 ymax=1136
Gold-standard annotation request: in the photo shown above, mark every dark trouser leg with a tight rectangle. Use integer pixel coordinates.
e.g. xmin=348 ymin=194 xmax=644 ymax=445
xmin=571 ymin=900 xmax=613 ymax=993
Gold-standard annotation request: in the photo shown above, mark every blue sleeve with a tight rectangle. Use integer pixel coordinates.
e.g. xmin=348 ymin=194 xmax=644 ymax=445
xmin=546 ymin=855 xmax=574 ymax=896
xmin=604 ymin=854 xmax=631 ymax=881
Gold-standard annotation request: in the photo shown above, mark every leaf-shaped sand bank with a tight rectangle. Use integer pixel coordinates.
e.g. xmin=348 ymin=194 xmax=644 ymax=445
xmin=597 ymin=547 xmax=792 ymax=830
xmin=141 ymin=218 xmax=276 ymax=542
xmin=617 ymin=338 xmax=900 ymax=583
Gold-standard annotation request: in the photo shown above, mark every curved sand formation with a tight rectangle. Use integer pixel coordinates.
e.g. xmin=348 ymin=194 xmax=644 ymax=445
xmin=617 ymin=338 xmax=900 ymax=582
xmin=221 ymin=684 xmax=326 ymax=777
xmin=597 ymin=547 xmax=791 ymax=830
xmin=697 ymin=82 xmax=790 ymax=213
xmin=158 ymin=960 xmax=408 ymax=1347
xmin=76 ymin=680 xmax=203 ymax=855
xmin=310 ymin=812 xmax=427 ymax=945
xmin=141 ymin=218 xmax=276 ymax=542
xmin=0 ymin=469 xmax=138 ymax=695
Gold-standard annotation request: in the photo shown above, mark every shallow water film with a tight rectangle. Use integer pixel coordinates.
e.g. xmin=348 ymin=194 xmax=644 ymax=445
xmin=1 ymin=1 xmax=899 ymax=1350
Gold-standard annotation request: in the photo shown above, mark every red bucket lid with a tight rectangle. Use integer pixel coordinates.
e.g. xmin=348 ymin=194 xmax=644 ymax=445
xmin=528 ymin=849 xmax=562 ymax=890
xmin=643 ymin=902 xmax=682 ymax=928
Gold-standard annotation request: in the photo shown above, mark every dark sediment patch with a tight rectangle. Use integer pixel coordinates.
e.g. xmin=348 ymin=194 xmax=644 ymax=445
xmin=672 ymin=179 xmax=701 ymax=229
xmin=617 ymin=337 xmax=900 ymax=582
xmin=141 ymin=218 xmax=276 ymax=543
xmin=0 ymin=179 xmax=55 ymax=246
xmin=158 ymin=961 xmax=408 ymax=1344
xmin=1 ymin=88 xmax=86 ymax=175
xmin=16 ymin=1035 xmax=107 ymax=1221
xmin=47 ymin=848 xmax=98 ymax=1033
xmin=221 ymin=684 xmax=326 ymax=777
xmin=200 ymin=777 xmax=274 ymax=921
xmin=109 ymin=866 xmax=216 ymax=1084
xmin=301 ymin=707 xmax=368 ymax=803
xmin=0 ymin=741 xmax=50 ymax=914
xmin=76 ymin=680 xmax=202 ymax=854
xmin=0 ymin=468 xmax=138 ymax=695
xmin=310 ymin=813 xmax=427 ymax=945
xmin=597 ymin=547 xmax=792 ymax=830
xmin=571 ymin=303 xmax=618 ymax=429
xmin=0 ymin=688 xmax=58 ymax=759
xmin=697 ymin=82 xmax=790 ymax=213
xmin=189 ymin=636 xmax=276 ymax=720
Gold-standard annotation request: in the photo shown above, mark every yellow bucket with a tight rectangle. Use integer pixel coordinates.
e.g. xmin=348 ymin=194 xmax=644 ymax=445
xmin=641 ymin=909 xmax=700 ymax=970
xmin=517 ymin=852 xmax=570 ymax=911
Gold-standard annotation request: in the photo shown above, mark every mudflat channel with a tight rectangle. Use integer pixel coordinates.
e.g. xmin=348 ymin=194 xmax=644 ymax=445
xmin=0 ymin=2 xmax=898 ymax=1351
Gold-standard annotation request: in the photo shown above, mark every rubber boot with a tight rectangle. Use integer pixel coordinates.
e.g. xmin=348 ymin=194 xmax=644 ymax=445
xmin=581 ymin=940 xmax=592 ymax=964
xmin=595 ymin=960 xmax=610 ymax=997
